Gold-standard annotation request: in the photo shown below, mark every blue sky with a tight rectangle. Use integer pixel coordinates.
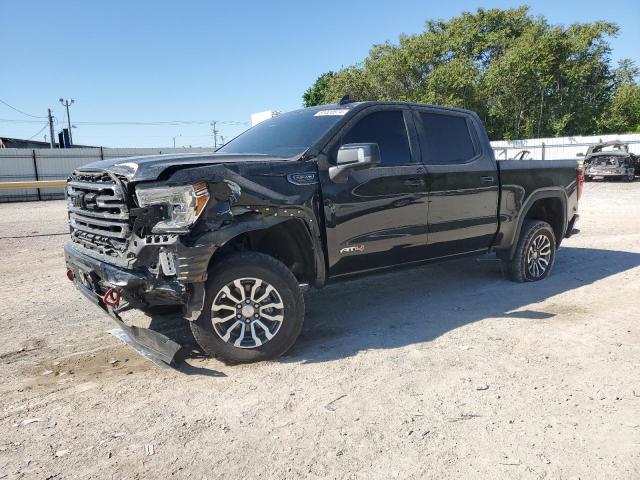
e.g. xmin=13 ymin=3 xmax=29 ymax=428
xmin=1 ymin=0 xmax=638 ymax=147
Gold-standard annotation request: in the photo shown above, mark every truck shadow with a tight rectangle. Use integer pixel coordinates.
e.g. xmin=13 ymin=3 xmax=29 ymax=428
xmin=286 ymin=246 xmax=640 ymax=364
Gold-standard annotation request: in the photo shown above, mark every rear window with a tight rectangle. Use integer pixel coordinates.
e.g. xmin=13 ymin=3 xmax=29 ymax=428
xmin=418 ymin=112 xmax=477 ymax=164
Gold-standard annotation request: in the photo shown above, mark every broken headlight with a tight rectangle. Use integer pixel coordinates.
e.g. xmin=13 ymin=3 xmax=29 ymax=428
xmin=135 ymin=182 xmax=209 ymax=233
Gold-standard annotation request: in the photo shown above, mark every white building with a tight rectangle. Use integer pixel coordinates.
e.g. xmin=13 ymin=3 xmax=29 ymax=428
xmin=250 ymin=110 xmax=280 ymax=127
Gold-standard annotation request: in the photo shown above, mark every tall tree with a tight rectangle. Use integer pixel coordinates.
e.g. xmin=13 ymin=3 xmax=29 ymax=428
xmin=600 ymin=83 xmax=640 ymax=133
xmin=599 ymin=60 xmax=640 ymax=133
xmin=303 ymin=7 xmax=637 ymax=139
xmin=303 ymin=72 xmax=336 ymax=107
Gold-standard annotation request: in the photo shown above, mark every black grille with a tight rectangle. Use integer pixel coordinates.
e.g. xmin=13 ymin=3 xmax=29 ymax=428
xmin=67 ymin=170 xmax=131 ymax=256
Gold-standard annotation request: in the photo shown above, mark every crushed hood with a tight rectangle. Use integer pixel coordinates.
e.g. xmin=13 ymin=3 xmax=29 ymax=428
xmin=76 ymin=152 xmax=294 ymax=182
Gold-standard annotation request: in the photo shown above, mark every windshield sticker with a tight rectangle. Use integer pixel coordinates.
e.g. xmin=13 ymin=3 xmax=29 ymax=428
xmin=314 ymin=109 xmax=349 ymax=116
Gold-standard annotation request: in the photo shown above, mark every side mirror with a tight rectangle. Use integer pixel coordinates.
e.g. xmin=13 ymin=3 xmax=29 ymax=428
xmin=329 ymin=143 xmax=381 ymax=182
xmin=576 ymin=152 xmax=585 ymax=157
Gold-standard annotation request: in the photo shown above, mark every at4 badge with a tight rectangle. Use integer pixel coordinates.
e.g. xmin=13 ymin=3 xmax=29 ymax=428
xmin=339 ymin=244 xmax=365 ymax=254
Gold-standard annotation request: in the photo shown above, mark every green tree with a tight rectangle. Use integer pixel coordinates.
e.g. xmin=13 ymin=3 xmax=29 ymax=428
xmin=302 ymin=72 xmax=336 ymax=107
xmin=304 ymin=7 xmax=637 ymax=139
xmin=612 ymin=59 xmax=640 ymax=87
xmin=600 ymin=83 xmax=640 ymax=133
xmin=600 ymin=60 xmax=640 ymax=132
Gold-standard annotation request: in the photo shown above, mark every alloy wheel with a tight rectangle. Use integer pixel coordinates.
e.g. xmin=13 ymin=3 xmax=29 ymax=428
xmin=526 ymin=234 xmax=552 ymax=279
xmin=211 ymin=277 xmax=284 ymax=348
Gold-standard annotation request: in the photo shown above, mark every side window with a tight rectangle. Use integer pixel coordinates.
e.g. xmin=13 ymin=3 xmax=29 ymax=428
xmin=342 ymin=111 xmax=412 ymax=166
xmin=419 ymin=112 xmax=477 ymax=164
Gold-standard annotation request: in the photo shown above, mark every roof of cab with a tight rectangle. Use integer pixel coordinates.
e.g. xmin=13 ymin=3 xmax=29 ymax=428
xmin=310 ymin=100 xmax=476 ymax=116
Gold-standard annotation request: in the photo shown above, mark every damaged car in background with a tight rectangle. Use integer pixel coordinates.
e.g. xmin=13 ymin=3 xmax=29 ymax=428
xmin=582 ymin=141 xmax=638 ymax=182
xmin=64 ymin=101 xmax=581 ymax=366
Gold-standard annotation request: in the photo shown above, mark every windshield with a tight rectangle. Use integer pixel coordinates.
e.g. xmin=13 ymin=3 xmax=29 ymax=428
xmin=218 ymin=107 xmax=347 ymax=157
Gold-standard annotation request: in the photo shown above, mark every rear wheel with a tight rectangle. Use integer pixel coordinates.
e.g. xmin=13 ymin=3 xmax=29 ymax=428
xmin=504 ymin=220 xmax=556 ymax=283
xmin=190 ymin=252 xmax=304 ymax=363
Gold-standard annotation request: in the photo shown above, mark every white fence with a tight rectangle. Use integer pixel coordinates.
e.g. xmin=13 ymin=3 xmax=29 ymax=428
xmin=0 ymin=147 xmax=212 ymax=202
xmin=1 ymin=133 xmax=639 ymax=202
xmin=490 ymin=133 xmax=640 ymax=161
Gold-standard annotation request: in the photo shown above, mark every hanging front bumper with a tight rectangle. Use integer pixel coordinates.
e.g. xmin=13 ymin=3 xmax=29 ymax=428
xmin=64 ymin=242 xmax=186 ymax=366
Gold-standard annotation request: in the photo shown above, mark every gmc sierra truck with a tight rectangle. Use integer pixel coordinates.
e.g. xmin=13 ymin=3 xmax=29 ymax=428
xmin=64 ymin=101 xmax=581 ymax=364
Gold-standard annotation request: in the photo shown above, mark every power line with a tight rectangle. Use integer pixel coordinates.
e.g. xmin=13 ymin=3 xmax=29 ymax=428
xmin=27 ymin=123 xmax=49 ymax=140
xmin=0 ymin=100 xmax=250 ymax=126
xmin=0 ymin=99 xmax=47 ymax=119
xmin=75 ymin=133 xmax=216 ymax=138
xmin=0 ymin=118 xmax=43 ymax=123
xmin=0 ymin=118 xmax=249 ymax=126
xmin=70 ymin=120 xmax=249 ymax=126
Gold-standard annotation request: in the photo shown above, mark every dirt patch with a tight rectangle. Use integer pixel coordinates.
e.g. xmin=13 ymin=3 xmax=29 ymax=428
xmin=0 ymin=338 xmax=47 ymax=364
xmin=24 ymin=345 xmax=153 ymax=389
xmin=544 ymin=302 xmax=591 ymax=317
xmin=0 ymin=184 xmax=639 ymax=480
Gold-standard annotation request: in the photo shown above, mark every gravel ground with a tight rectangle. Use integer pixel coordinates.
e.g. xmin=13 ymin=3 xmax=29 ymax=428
xmin=0 ymin=181 xmax=639 ymax=479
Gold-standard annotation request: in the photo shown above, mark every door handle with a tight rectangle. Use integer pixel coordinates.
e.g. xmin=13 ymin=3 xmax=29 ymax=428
xmin=404 ymin=177 xmax=425 ymax=187
xmin=480 ymin=176 xmax=495 ymax=184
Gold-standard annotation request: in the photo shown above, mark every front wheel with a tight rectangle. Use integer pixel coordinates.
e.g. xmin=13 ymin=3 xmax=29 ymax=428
xmin=190 ymin=252 xmax=305 ymax=363
xmin=504 ymin=220 xmax=556 ymax=283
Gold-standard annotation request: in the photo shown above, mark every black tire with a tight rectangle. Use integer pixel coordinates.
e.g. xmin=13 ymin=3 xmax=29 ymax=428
xmin=504 ymin=220 xmax=556 ymax=283
xmin=190 ymin=252 xmax=304 ymax=363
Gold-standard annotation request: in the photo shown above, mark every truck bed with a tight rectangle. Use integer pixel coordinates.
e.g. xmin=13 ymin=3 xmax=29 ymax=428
xmin=493 ymin=159 xmax=580 ymax=253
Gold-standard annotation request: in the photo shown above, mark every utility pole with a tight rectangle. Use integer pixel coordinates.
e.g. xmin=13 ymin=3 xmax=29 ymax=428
xmin=211 ymin=121 xmax=219 ymax=149
xmin=59 ymin=98 xmax=74 ymax=145
xmin=172 ymin=134 xmax=181 ymax=148
xmin=47 ymin=108 xmax=55 ymax=148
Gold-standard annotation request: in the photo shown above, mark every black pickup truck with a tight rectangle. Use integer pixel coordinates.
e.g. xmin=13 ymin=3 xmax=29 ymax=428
xmin=64 ymin=101 xmax=581 ymax=364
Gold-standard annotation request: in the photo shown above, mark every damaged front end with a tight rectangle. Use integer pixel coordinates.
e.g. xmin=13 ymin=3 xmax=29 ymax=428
xmin=584 ymin=156 xmax=632 ymax=178
xmin=64 ymin=158 xmax=322 ymax=365
xmin=64 ymin=169 xmax=225 ymax=364
xmin=583 ymin=141 xmax=638 ymax=180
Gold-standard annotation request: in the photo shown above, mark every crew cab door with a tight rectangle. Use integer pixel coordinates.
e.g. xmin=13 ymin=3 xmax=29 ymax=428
xmin=319 ymin=106 xmax=429 ymax=276
xmin=412 ymin=108 xmax=499 ymax=258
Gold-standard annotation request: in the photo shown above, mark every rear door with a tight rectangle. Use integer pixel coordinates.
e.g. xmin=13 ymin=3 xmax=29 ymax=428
xmin=413 ymin=108 xmax=499 ymax=258
xmin=319 ymin=106 xmax=429 ymax=276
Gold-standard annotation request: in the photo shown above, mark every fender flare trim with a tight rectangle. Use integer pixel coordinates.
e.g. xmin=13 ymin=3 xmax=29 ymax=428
xmin=501 ymin=188 xmax=568 ymax=260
